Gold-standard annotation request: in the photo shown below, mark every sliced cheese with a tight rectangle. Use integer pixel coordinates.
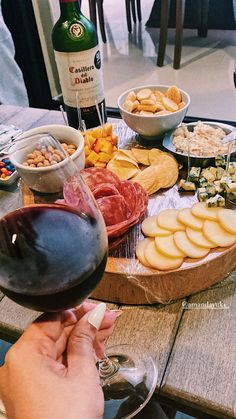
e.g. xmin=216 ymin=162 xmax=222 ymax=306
xmin=144 ymin=240 xmax=183 ymax=271
xmin=174 ymin=231 xmax=210 ymax=258
xmin=186 ymin=227 xmax=215 ymax=249
xmin=191 ymin=202 xmax=219 ymax=221
xmin=178 ymin=208 xmax=203 ymax=231
xmin=157 ymin=209 xmax=185 ymax=232
xmin=217 ymin=209 xmax=236 ymax=235
xmin=155 ymin=235 xmax=185 ymax=258
xmin=141 ymin=215 xmax=172 ymax=237
xmin=136 ymin=238 xmax=153 ymax=267
xmin=203 ymin=220 xmax=236 ymax=247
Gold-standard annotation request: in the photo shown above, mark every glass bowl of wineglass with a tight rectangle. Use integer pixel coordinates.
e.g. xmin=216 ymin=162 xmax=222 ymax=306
xmin=0 ymin=132 xmax=158 ymax=419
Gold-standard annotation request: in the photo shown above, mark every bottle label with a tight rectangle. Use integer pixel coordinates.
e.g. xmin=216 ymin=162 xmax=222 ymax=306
xmin=54 ymin=46 xmax=105 ymax=108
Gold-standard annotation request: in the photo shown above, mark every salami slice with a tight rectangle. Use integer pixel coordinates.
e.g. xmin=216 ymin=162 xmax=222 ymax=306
xmin=97 ymin=195 xmax=130 ymax=226
xmin=116 ymin=181 xmax=137 ymax=216
xmin=81 ymin=168 xmax=121 ymax=192
xmin=92 ymin=183 xmax=120 ymax=199
xmin=132 ymin=182 xmax=148 ymax=218
xmin=61 ymin=168 xmax=149 ymax=243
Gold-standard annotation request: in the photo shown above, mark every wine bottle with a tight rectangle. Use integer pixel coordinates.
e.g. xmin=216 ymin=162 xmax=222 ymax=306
xmin=52 ymin=0 xmax=106 ymax=129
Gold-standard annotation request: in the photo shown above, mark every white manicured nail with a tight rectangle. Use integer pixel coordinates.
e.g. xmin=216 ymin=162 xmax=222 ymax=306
xmin=87 ymin=303 xmax=107 ymax=330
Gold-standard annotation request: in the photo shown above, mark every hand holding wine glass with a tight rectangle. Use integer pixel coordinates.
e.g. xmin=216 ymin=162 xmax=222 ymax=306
xmin=0 ymin=302 xmax=119 ymax=419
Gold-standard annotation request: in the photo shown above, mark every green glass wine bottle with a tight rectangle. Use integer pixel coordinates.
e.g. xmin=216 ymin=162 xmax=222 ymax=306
xmin=52 ymin=0 xmax=106 ymax=129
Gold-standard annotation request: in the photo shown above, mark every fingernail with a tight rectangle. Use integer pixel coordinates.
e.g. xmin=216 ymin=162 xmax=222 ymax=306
xmin=109 ymin=309 xmax=123 ymax=318
xmin=87 ymin=303 xmax=107 ymax=330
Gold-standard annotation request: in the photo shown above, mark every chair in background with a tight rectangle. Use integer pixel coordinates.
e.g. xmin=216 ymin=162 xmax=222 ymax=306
xmin=88 ymin=0 xmax=142 ymax=43
xmin=157 ymin=0 xmax=210 ymax=69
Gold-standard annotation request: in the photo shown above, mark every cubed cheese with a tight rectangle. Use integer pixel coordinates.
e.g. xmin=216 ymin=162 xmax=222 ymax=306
xmin=216 ymin=167 xmax=226 ymax=180
xmin=178 ymin=179 xmax=196 ymax=192
xmin=197 ymin=187 xmax=208 ymax=202
xmin=207 ymin=194 xmax=225 ymax=207
xmin=201 ymin=168 xmax=216 ymax=182
xmin=215 ymin=154 xmax=226 ymax=168
xmin=206 ymin=183 xmax=217 ymax=197
xmin=189 ymin=167 xmax=201 ymax=183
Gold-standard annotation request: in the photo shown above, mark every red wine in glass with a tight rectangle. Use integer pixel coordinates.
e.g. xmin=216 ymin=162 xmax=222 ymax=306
xmin=0 ymin=204 xmax=107 ymax=312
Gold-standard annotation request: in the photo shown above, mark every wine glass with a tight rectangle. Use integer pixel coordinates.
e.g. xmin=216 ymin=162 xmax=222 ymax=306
xmin=0 ymin=133 xmax=158 ymax=418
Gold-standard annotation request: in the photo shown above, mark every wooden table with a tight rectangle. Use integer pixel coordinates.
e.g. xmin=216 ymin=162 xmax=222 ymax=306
xmin=0 ymin=104 xmax=235 ymax=419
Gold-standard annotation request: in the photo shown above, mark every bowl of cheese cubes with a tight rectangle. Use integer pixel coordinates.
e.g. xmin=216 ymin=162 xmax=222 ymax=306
xmin=118 ymin=84 xmax=190 ymax=140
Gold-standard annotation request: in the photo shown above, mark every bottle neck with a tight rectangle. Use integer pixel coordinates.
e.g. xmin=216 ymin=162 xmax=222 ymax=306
xmin=59 ymin=0 xmax=81 ymax=18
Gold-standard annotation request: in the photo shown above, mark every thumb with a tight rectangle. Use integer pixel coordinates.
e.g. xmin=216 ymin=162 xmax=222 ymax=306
xmin=67 ymin=304 xmax=106 ymax=378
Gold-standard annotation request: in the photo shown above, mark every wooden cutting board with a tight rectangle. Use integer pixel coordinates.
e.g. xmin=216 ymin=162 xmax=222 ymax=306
xmin=21 ymin=181 xmax=236 ymax=305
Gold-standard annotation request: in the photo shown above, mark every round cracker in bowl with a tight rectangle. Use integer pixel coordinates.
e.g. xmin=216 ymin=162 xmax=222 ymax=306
xmin=162 ymin=121 xmax=235 ymax=168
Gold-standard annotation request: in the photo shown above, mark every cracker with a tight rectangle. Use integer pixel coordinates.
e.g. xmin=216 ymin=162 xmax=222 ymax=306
xmin=166 ymin=86 xmax=182 ymax=104
xmin=137 ymin=88 xmax=152 ymax=101
xmin=107 ymin=159 xmax=140 ymax=180
xmin=161 ymin=96 xmax=179 ymax=112
xmin=131 ymin=148 xmax=150 ymax=165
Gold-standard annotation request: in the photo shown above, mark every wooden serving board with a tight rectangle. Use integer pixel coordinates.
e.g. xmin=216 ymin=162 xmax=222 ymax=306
xmin=21 ymin=180 xmax=236 ymax=305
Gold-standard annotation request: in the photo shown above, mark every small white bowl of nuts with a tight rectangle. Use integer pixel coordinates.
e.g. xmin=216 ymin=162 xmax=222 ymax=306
xmin=9 ymin=124 xmax=85 ymax=193
xmin=118 ymin=84 xmax=190 ymax=140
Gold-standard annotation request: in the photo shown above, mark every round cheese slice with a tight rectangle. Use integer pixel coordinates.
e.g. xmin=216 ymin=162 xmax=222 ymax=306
xmin=141 ymin=215 xmax=172 ymax=237
xmin=186 ymin=227 xmax=215 ymax=249
xmin=177 ymin=208 xmax=203 ymax=231
xmin=155 ymin=235 xmax=185 ymax=258
xmin=191 ymin=202 xmax=219 ymax=221
xmin=157 ymin=209 xmax=185 ymax=232
xmin=136 ymin=238 xmax=153 ymax=267
xmin=217 ymin=209 xmax=236 ymax=235
xmin=203 ymin=220 xmax=236 ymax=247
xmin=174 ymin=231 xmax=210 ymax=258
xmin=144 ymin=241 xmax=183 ymax=271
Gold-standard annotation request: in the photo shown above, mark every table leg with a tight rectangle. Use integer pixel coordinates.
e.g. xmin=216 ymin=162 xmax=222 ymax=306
xmin=173 ymin=0 xmax=186 ymax=69
xmin=125 ymin=0 xmax=132 ymax=32
xmin=131 ymin=0 xmax=137 ymax=24
xmin=198 ymin=0 xmax=210 ymax=37
xmin=157 ymin=0 xmax=170 ymax=67
xmin=136 ymin=0 xmax=142 ymax=21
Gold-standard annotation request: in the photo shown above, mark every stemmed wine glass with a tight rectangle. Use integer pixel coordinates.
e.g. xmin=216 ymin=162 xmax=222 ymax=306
xmin=0 ymin=133 xmax=157 ymax=419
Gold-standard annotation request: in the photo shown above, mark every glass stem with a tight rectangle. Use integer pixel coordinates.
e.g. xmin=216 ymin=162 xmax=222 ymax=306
xmin=98 ymin=356 xmax=119 ymax=380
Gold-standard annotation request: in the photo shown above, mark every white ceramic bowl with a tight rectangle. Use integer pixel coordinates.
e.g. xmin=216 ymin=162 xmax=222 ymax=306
xmin=118 ymin=84 xmax=190 ymax=141
xmin=10 ymin=124 xmax=85 ymax=193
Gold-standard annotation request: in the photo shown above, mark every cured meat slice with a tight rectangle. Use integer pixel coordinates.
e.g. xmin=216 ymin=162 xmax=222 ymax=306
xmin=92 ymin=183 xmax=120 ymax=199
xmin=116 ymin=181 xmax=137 ymax=216
xmin=97 ymin=195 xmax=130 ymax=226
xmin=81 ymin=168 xmax=121 ymax=191
xmin=61 ymin=168 xmax=149 ymax=244
xmin=133 ymin=182 xmax=148 ymax=218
